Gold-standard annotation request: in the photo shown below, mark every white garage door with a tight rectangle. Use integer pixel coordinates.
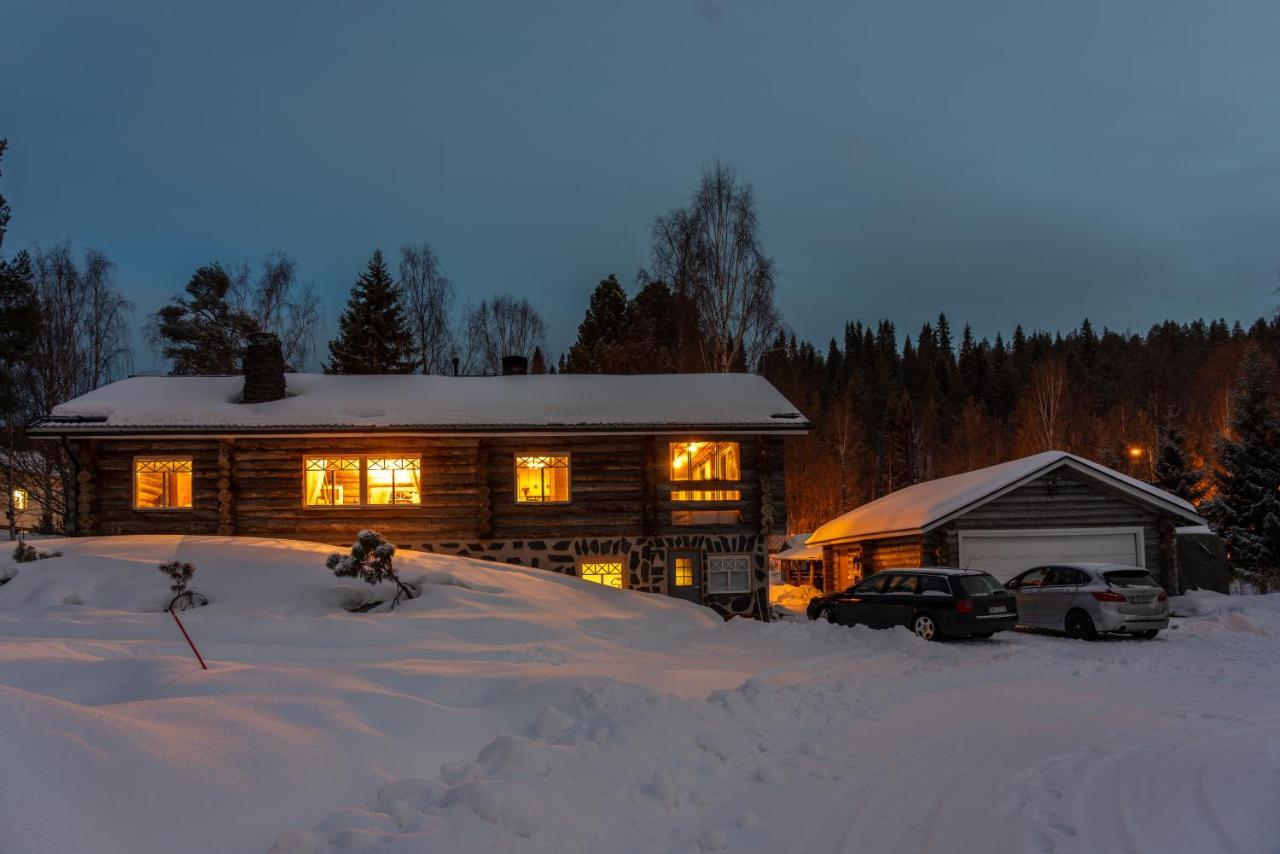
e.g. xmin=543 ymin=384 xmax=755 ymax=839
xmin=957 ymin=528 xmax=1143 ymax=583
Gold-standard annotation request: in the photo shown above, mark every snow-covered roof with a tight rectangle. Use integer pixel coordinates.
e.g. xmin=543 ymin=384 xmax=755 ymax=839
xmin=31 ymin=372 xmax=808 ymax=435
xmin=809 ymin=451 xmax=1205 ymax=545
xmin=775 ymin=534 xmax=822 ymax=562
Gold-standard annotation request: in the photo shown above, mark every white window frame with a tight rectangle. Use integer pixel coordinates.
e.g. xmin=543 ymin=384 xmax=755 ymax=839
xmin=707 ymin=554 xmax=753 ymax=594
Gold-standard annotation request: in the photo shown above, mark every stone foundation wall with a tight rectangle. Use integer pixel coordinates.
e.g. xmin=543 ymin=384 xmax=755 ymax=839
xmin=416 ymin=532 xmax=768 ymax=619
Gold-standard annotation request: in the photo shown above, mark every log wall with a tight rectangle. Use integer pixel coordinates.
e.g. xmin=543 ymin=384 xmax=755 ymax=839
xmin=70 ymin=433 xmax=790 ymax=551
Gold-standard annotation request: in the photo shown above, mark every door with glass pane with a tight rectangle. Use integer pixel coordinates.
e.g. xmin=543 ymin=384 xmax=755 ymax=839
xmin=666 ymin=551 xmax=702 ymax=603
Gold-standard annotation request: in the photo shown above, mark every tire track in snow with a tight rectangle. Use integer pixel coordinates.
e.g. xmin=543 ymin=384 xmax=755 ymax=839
xmin=1016 ymin=715 xmax=1280 ymax=854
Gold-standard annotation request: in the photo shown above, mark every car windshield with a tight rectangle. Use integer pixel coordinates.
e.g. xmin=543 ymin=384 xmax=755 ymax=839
xmin=955 ymin=574 xmax=1003 ymax=596
xmin=1104 ymin=569 xmax=1159 ymax=588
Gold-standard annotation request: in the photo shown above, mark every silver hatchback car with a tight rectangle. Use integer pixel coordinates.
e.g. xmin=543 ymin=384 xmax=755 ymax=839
xmin=1004 ymin=563 xmax=1169 ymax=639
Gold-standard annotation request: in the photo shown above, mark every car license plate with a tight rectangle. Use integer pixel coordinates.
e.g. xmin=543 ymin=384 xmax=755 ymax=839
xmin=988 ymin=605 xmax=1007 ymax=614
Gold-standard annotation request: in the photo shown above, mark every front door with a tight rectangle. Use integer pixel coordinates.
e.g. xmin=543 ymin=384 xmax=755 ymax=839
xmin=667 ymin=551 xmax=702 ymax=603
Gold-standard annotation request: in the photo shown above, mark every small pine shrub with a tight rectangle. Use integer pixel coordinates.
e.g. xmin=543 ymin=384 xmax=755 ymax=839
xmin=12 ymin=541 xmax=61 ymax=563
xmin=159 ymin=560 xmax=207 ymax=611
xmin=327 ymin=530 xmax=417 ymax=609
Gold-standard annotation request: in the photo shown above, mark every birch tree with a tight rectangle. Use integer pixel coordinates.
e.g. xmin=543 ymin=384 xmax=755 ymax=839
xmin=461 ymin=295 xmax=546 ymax=375
xmin=646 ymin=162 xmax=779 ymax=372
xmin=398 ymin=242 xmax=455 ymax=374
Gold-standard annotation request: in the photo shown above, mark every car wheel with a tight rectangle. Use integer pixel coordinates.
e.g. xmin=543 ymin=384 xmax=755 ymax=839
xmin=816 ymin=606 xmax=836 ymax=624
xmin=911 ymin=613 xmax=940 ymax=641
xmin=1064 ymin=609 xmax=1098 ymax=640
xmin=1134 ymin=629 xmax=1160 ymax=640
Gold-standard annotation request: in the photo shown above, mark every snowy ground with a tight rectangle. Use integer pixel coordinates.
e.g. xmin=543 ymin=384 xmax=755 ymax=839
xmin=1 ymin=537 xmax=1277 ymax=854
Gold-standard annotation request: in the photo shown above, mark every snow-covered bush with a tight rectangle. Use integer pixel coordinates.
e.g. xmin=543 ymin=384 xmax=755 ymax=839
xmin=13 ymin=541 xmax=61 ymax=563
xmin=326 ymin=530 xmax=418 ymax=609
xmin=159 ymin=560 xmax=208 ymax=611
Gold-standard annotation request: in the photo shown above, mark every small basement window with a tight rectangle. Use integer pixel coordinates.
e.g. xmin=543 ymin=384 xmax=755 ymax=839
xmin=514 ymin=454 xmax=570 ymax=503
xmin=579 ymin=559 xmax=624 ymax=588
xmin=11 ymin=488 xmax=28 ymax=512
xmin=707 ymin=554 xmax=752 ymax=594
xmin=134 ymin=457 xmax=193 ymax=510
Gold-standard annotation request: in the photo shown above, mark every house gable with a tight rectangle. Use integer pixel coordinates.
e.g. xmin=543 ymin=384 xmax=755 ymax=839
xmin=935 ymin=465 xmax=1181 ymax=572
xmin=924 ymin=457 xmax=1202 ymax=534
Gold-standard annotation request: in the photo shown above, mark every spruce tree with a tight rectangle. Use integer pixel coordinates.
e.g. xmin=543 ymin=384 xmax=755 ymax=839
xmin=326 ymin=250 xmax=413 ymax=374
xmin=624 ymin=279 xmax=679 ymax=373
xmin=529 ymin=346 xmax=548 ymax=374
xmin=0 ymin=139 xmax=41 ymax=415
xmin=0 ymin=250 xmax=39 ymax=415
xmin=565 ymin=274 xmax=629 ymax=373
xmin=1204 ymin=344 xmax=1280 ymax=591
xmin=1153 ymin=415 xmax=1206 ymax=504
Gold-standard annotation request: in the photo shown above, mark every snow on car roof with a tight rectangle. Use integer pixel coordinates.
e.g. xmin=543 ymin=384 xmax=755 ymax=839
xmin=809 ymin=451 xmax=1204 ymax=544
xmin=32 ymin=372 xmax=809 ymax=434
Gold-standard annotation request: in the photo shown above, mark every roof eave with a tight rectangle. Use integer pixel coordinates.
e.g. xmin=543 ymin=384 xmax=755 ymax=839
xmin=807 ymin=526 xmax=925 ymax=547
xmin=27 ymin=420 xmax=811 ymax=438
xmin=808 ymin=455 xmax=1205 ymax=546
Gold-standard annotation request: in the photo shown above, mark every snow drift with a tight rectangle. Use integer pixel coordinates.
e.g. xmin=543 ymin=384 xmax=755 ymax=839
xmin=2 ymin=536 xmax=1278 ymax=854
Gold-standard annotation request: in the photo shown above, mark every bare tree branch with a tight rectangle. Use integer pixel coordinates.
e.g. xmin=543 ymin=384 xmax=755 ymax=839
xmin=398 ymin=242 xmax=456 ymax=374
xmin=645 ymin=162 xmax=780 ymax=372
xmin=461 ymin=295 xmax=546 ymax=375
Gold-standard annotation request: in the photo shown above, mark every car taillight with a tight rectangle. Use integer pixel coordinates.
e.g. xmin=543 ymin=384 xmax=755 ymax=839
xmin=1092 ymin=590 xmax=1126 ymax=603
xmin=1157 ymin=590 xmax=1168 ymax=601
xmin=956 ymin=599 xmax=975 ymax=614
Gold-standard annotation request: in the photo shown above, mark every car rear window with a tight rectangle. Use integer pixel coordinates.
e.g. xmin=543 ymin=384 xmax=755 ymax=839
xmin=1104 ymin=569 xmax=1159 ymax=588
xmin=920 ymin=575 xmax=952 ymax=595
xmin=954 ymin=574 xmax=1003 ymax=596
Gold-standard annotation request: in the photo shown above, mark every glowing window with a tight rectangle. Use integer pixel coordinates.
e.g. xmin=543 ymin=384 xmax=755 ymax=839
xmin=673 ymin=557 xmax=694 ymax=587
xmin=366 ymin=457 xmax=421 ymax=506
xmin=670 ymin=441 xmax=740 ymax=502
xmin=670 ymin=441 xmax=740 ymax=482
xmin=304 ymin=457 xmax=361 ymax=506
xmin=671 ymin=489 xmax=742 ymax=501
xmin=12 ymin=488 xmax=28 ymax=512
xmin=579 ymin=559 xmax=624 ymax=588
xmin=707 ymin=555 xmax=752 ymax=594
xmin=515 ymin=454 xmax=570 ymax=503
xmin=134 ymin=457 xmax=193 ymax=510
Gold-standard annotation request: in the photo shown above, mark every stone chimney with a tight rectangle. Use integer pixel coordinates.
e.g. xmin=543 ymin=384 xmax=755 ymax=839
xmin=242 ymin=332 xmax=287 ymax=403
xmin=501 ymin=355 xmax=528 ymax=376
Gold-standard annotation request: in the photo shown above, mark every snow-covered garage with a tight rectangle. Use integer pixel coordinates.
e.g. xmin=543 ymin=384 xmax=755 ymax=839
xmin=808 ymin=451 xmax=1209 ymax=591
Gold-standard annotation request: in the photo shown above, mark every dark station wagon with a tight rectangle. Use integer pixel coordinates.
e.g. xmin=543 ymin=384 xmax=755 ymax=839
xmin=806 ymin=568 xmax=1019 ymax=640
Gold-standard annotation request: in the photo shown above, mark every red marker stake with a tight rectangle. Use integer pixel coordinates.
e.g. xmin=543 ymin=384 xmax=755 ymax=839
xmin=169 ymin=607 xmax=208 ymax=670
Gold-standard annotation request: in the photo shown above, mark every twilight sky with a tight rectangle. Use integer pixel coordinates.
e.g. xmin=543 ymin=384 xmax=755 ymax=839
xmin=3 ymin=0 xmax=1279 ymax=370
